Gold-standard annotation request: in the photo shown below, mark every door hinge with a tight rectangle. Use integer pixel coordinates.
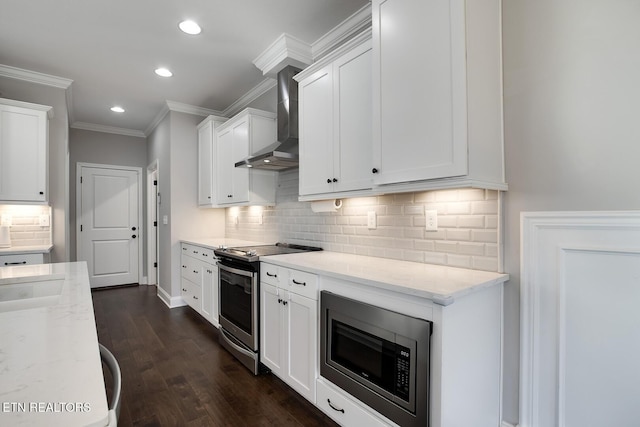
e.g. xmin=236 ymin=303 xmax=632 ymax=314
xmin=80 ymin=225 xmax=83 ymax=232
xmin=154 ymin=262 xmax=157 ymax=268
xmin=153 ymin=221 xmax=157 ymax=227
xmin=154 ymin=180 xmax=158 ymax=186
xmin=80 ymin=176 xmax=83 ymax=184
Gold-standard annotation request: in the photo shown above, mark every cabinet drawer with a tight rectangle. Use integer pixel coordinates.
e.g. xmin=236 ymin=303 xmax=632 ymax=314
xmin=182 ymin=243 xmax=216 ymax=264
xmin=287 ymin=268 xmax=318 ymax=300
xmin=260 ymin=263 xmax=283 ymax=286
xmin=316 ymin=379 xmax=391 ymax=427
xmin=0 ymin=253 xmax=44 ymax=266
xmin=181 ymin=254 xmax=201 ymax=284
xmin=181 ymin=278 xmax=202 ymax=312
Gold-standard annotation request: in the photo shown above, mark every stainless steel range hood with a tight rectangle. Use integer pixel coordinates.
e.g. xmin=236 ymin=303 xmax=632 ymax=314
xmin=235 ymin=65 xmax=301 ymax=171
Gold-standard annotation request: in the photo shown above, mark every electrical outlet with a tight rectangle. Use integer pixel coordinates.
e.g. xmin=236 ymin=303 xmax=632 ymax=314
xmin=367 ymin=211 xmax=377 ymax=230
xmin=425 ymin=209 xmax=438 ymax=231
xmin=39 ymin=214 xmax=50 ymax=227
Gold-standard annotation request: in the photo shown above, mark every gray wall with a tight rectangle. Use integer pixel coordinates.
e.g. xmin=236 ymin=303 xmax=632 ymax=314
xmin=501 ymin=0 xmax=640 ymax=423
xmin=68 ymin=128 xmax=148 ymax=264
xmin=0 ymin=77 xmax=69 ymax=262
xmin=147 ymin=110 xmax=225 ymax=299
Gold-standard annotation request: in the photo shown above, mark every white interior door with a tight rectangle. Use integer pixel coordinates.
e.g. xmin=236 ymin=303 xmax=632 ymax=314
xmin=78 ymin=164 xmax=141 ymax=288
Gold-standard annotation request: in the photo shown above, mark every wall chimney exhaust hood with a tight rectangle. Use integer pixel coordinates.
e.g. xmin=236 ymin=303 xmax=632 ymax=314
xmin=235 ymin=65 xmax=302 ymax=171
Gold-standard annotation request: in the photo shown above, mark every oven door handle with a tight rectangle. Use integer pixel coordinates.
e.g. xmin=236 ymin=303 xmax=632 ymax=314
xmin=218 ymin=262 xmax=256 ymax=278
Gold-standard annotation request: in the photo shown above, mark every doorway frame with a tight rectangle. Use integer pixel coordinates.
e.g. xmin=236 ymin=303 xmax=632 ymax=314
xmin=76 ymin=162 xmax=144 ymax=285
xmin=146 ymin=160 xmax=159 ymax=286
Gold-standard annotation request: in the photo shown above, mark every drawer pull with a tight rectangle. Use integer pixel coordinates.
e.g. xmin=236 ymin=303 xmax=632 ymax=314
xmin=182 ymin=288 xmax=187 ymax=292
xmin=292 ymin=279 xmax=306 ymax=286
xmin=4 ymin=261 xmax=27 ymax=265
xmin=266 ymin=272 xmax=277 ymax=277
xmin=327 ymin=399 xmax=345 ymax=414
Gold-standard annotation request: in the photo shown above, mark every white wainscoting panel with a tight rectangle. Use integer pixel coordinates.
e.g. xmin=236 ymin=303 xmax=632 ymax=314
xmin=520 ymin=211 xmax=640 ymax=427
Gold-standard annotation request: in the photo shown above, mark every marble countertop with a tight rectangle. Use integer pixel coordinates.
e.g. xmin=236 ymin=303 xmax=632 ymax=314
xmin=260 ymin=251 xmax=509 ymax=306
xmin=0 ymin=245 xmax=53 ymax=255
xmin=0 ymin=262 xmax=109 ymax=427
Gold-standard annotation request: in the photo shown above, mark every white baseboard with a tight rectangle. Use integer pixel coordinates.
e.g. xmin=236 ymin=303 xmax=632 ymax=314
xmin=501 ymin=421 xmax=518 ymax=427
xmin=156 ymin=285 xmax=187 ymax=308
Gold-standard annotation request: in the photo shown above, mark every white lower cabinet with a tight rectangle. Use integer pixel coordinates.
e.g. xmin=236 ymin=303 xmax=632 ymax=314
xmin=316 ymin=378 xmax=391 ymax=427
xmin=0 ymin=253 xmax=45 ymax=266
xmin=180 ymin=243 xmax=219 ymax=327
xmin=260 ymin=263 xmax=317 ymax=403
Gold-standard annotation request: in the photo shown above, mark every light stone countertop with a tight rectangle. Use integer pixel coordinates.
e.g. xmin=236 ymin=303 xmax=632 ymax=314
xmin=0 ymin=262 xmax=109 ymax=427
xmin=260 ymin=251 xmax=509 ymax=306
xmin=180 ymin=237 xmax=271 ymax=250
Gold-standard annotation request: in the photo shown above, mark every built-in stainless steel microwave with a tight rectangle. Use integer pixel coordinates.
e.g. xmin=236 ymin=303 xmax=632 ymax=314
xmin=320 ymin=291 xmax=432 ymax=427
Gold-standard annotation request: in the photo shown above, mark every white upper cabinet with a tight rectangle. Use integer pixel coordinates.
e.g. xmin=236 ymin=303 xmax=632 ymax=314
xmin=371 ymin=0 xmax=506 ymax=192
xmin=296 ymin=33 xmax=373 ymax=200
xmin=214 ymin=108 xmax=277 ymax=206
xmin=0 ymin=99 xmax=52 ymax=202
xmin=197 ymin=115 xmax=227 ymax=207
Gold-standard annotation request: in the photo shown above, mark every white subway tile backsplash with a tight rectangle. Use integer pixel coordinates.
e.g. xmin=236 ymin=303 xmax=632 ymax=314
xmin=225 ymin=170 xmax=501 ymax=272
xmin=0 ymin=205 xmax=52 ymax=247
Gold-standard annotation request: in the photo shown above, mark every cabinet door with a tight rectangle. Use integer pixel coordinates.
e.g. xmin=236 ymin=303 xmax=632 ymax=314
xmin=260 ymin=282 xmax=284 ymax=375
xmin=216 ymin=120 xmax=249 ymax=205
xmin=0 ymin=105 xmax=47 ymax=201
xmin=215 ymin=128 xmax=234 ymax=204
xmin=372 ymin=0 xmax=468 ymax=185
xmin=298 ymin=64 xmax=335 ymax=196
xmin=284 ymin=292 xmax=317 ymax=402
xmin=201 ymin=263 xmax=217 ymax=325
xmin=197 ymin=120 xmax=214 ymax=206
xmin=334 ymin=42 xmax=373 ymax=193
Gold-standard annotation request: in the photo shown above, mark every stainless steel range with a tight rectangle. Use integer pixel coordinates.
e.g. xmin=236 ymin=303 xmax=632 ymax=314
xmin=214 ymin=243 xmax=322 ymax=374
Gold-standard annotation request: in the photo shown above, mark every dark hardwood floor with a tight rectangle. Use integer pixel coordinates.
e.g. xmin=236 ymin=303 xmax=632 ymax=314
xmin=92 ymin=285 xmax=338 ymax=427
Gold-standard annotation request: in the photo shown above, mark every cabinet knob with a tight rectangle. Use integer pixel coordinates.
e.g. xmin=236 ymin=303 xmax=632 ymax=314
xmin=39 ymin=191 xmax=44 ymax=195
xmin=327 ymin=178 xmax=332 ymax=184
xmin=282 ymin=300 xmax=288 ymax=306
xmin=132 ymin=234 xmax=137 ymax=238
xmin=332 ymin=178 xmax=338 ymax=183
xmin=372 ymin=168 xmax=379 ymax=174
xmin=132 ymin=226 xmax=137 ymax=231
xmin=278 ymin=298 xmax=282 ymax=304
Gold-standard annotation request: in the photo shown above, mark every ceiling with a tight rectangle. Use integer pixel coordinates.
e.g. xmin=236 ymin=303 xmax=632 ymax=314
xmin=0 ymin=0 xmax=369 ymax=136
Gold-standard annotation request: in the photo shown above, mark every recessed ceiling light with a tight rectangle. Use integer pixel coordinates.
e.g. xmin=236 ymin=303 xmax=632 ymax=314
xmin=264 ymin=159 xmax=271 ymax=163
xmin=155 ymin=68 xmax=173 ymax=77
xmin=179 ymin=20 xmax=201 ymax=35
xmin=110 ymin=106 xmax=125 ymax=113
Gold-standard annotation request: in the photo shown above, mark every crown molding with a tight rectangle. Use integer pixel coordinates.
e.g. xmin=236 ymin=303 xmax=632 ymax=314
xmin=165 ymin=100 xmax=225 ymax=117
xmin=311 ymin=3 xmax=372 ymax=60
xmin=71 ymin=121 xmax=146 ymax=138
xmin=0 ymin=97 xmax=54 ymax=119
xmin=253 ymin=33 xmax=313 ymax=77
xmin=0 ymin=64 xmax=73 ymax=89
xmin=145 ymin=103 xmax=170 ymax=137
xmin=222 ymin=78 xmax=277 ymax=118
